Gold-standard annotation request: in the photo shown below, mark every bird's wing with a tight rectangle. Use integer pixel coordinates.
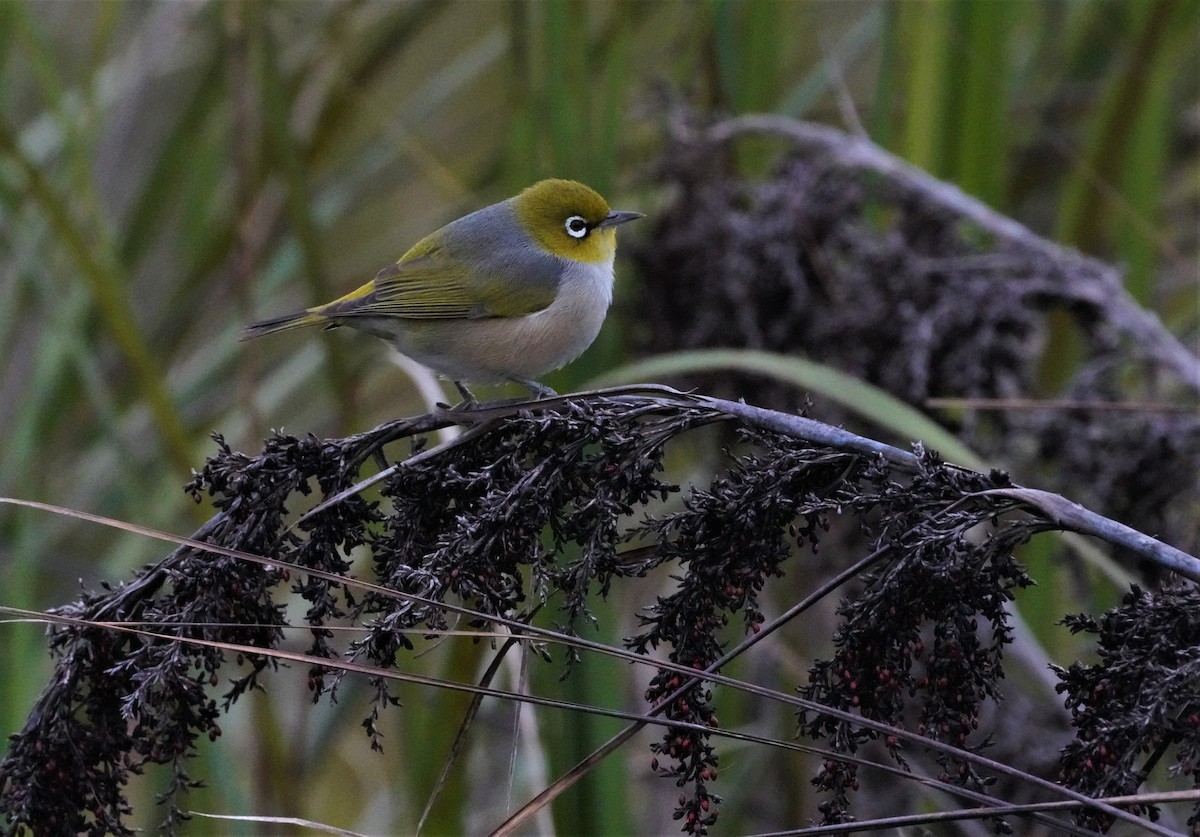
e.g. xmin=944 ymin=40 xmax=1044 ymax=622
xmin=319 ymin=241 xmax=557 ymax=321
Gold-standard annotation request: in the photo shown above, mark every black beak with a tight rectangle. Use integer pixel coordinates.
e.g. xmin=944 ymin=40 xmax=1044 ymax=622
xmin=598 ymin=210 xmax=645 ymax=229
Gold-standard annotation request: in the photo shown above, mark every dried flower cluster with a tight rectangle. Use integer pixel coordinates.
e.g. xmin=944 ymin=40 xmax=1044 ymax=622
xmin=629 ymin=113 xmax=1199 ymax=563
xmin=1057 ymin=585 xmax=1200 ymax=833
xmin=797 ymin=453 xmax=1037 ymax=829
xmin=0 ymin=394 xmax=1197 ymax=835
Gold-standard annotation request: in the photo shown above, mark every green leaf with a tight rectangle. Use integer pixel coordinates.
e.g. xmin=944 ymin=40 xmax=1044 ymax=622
xmin=589 ymin=348 xmax=987 ymax=470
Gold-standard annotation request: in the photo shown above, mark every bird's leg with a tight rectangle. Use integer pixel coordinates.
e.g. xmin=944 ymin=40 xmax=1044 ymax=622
xmin=440 ymin=378 xmax=555 ymax=411
xmin=442 ymin=380 xmax=479 ymax=410
xmin=510 ymin=376 xmax=557 ymax=400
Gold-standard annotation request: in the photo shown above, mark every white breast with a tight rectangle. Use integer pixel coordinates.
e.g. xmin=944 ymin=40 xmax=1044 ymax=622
xmin=377 ymin=257 xmax=616 ymax=384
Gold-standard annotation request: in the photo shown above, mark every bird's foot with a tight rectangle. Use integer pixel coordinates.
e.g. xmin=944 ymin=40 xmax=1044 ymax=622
xmin=510 ymin=377 xmax=557 ymax=400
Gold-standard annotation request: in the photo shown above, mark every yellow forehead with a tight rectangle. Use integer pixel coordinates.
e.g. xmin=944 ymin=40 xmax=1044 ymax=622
xmin=514 ymin=179 xmax=617 ymax=263
xmin=517 ymin=179 xmax=612 ymax=222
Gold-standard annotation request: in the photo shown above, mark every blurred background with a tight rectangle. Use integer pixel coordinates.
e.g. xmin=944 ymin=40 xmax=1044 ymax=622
xmin=1 ymin=1 xmax=1198 ymax=834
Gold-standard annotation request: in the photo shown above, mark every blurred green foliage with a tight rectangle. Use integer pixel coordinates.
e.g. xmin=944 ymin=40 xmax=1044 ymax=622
xmin=1 ymin=1 xmax=1196 ymax=833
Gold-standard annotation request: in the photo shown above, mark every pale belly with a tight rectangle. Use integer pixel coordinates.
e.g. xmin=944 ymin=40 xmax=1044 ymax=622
xmin=351 ymin=263 xmax=613 ymax=384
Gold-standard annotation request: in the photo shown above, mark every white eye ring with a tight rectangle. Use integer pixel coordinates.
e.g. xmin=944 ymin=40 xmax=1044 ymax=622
xmin=565 ymin=215 xmax=589 ymax=239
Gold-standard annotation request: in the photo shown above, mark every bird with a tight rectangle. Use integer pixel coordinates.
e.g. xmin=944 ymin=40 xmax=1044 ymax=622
xmin=242 ymin=179 xmax=643 ymax=405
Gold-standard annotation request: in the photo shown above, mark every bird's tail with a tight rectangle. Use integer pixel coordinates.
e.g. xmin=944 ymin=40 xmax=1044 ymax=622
xmin=239 ymin=309 xmax=328 ymax=341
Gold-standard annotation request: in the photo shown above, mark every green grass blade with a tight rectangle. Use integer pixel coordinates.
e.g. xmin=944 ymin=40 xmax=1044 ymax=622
xmin=256 ymin=7 xmax=355 ymax=429
xmin=590 ymin=349 xmax=986 ymax=470
xmin=1117 ymin=0 xmax=1199 ymax=304
xmin=952 ymin=0 xmax=1014 ymax=208
xmin=897 ymin=0 xmax=953 ymax=176
xmin=0 ymin=117 xmax=195 ymax=476
xmin=778 ymin=6 xmax=882 ymax=120
xmin=1055 ymin=0 xmax=1178 ymax=249
xmin=117 ymin=52 xmax=225 ymax=267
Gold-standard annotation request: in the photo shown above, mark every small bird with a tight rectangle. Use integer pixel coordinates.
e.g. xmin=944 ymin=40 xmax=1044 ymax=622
xmin=242 ymin=179 xmax=643 ymax=404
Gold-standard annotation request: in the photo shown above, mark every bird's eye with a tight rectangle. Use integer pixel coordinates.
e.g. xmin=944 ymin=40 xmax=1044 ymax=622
xmin=565 ymin=215 xmax=589 ymax=239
